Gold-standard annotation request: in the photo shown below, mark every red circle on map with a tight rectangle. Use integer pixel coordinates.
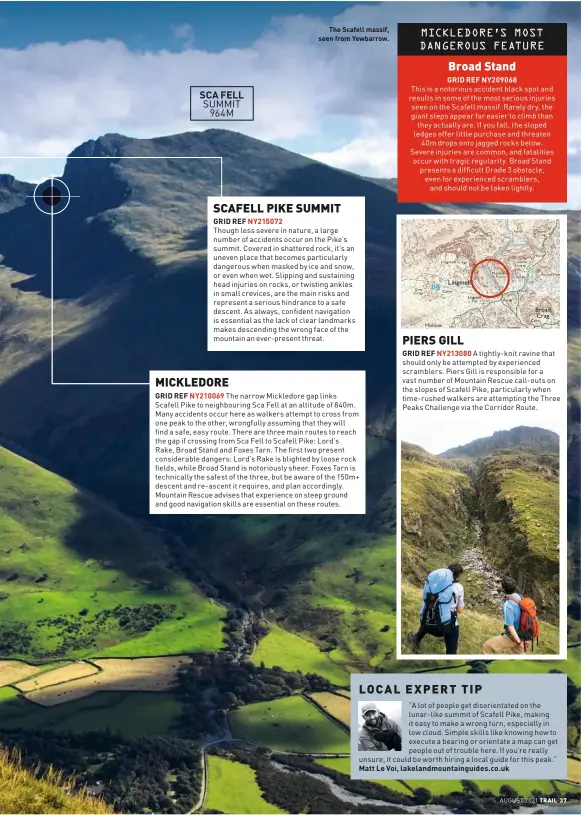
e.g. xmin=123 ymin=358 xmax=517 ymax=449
xmin=469 ymin=258 xmax=510 ymax=299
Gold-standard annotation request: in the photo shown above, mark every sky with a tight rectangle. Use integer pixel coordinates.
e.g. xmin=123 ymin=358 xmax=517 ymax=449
xmin=403 ymin=411 xmax=562 ymax=455
xmin=0 ymin=1 xmax=578 ymax=206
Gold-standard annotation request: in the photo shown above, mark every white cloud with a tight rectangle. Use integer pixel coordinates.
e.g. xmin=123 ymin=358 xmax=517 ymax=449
xmin=0 ymin=2 xmax=578 ymax=206
xmin=171 ymin=23 xmax=194 ymax=49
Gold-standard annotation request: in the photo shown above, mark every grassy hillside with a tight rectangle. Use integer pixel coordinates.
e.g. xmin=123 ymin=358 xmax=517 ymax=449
xmin=279 ymin=534 xmax=398 ymax=673
xmin=172 ymin=436 xmax=397 ymax=674
xmin=0 ymin=746 xmax=110 ymax=814
xmin=0 ymin=446 xmax=224 ymax=660
xmin=487 ymin=645 xmax=580 ymax=681
xmin=400 ymin=448 xmax=476 ymax=584
xmin=477 ymin=449 xmax=560 ymax=623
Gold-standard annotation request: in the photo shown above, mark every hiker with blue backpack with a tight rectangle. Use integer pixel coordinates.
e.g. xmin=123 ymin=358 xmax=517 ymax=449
xmin=407 ymin=564 xmax=465 ymax=654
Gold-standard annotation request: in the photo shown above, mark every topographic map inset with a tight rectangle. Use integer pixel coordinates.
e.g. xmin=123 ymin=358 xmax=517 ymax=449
xmin=399 ymin=217 xmax=561 ymax=329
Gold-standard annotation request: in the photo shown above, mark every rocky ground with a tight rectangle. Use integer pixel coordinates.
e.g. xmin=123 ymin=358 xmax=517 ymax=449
xmin=461 ymin=520 xmax=506 ymax=614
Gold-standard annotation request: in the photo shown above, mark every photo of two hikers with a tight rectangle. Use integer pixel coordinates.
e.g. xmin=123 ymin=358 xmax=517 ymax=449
xmin=404 ymin=565 xmax=541 ymax=656
xmin=399 ymin=425 xmax=561 ymax=657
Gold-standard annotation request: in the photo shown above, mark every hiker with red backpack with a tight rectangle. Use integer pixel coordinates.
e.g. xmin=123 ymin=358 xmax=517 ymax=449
xmin=482 ymin=577 xmax=540 ymax=654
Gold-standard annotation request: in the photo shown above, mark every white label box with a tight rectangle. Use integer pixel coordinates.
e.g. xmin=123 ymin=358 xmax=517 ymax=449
xmin=207 ymin=196 xmax=365 ymax=351
xmin=190 ymin=85 xmax=254 ymax=121
xmin=149 ymin=369 xmax=366 ymax=514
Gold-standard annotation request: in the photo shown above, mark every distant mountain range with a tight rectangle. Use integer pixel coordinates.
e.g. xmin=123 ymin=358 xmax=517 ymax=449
xmin=0 ymin=128 xmax=428 ymax=505
xmin=0 ymin=127 xmax=577 ymax=676
xmin=0 ymin=128 xmax=577 ymax=515
xmin=439 ymin=426 xmax=559 ymax=460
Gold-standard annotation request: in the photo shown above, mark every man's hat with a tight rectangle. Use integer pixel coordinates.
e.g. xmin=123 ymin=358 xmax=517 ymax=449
xmin=362 ymin=702 xmax=379 ymax=715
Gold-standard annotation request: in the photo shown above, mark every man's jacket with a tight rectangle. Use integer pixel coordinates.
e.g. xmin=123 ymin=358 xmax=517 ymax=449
xmin=358 ymin=712 xmax=402 ymax=751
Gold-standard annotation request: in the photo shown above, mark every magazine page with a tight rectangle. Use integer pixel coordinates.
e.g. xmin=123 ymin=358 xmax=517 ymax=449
xmin=0 ymin=1 xmax=578 ymax=814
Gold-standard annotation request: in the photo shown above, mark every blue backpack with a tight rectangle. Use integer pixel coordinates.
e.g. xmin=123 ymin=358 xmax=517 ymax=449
xmin=420 ymin=568 xmax=455 ymax=636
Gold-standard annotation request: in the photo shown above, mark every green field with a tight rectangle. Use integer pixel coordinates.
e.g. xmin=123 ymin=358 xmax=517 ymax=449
xmin=309 ymin=692 xmax=350 ymax=725
xmin=0 ymin=686 xmax=20 ymax=703
xmin=229 ymin=695 xmax=349 ymax=753
xmin=487 ymin=647 xmax=581 ymax=683
xmin=400 ymin=582 xmax=560 ymax=656
xmin=0 ymin=689 xmax=182 ymax=737
xmin=568 ymin=756 xmax=581 ymax=783
xmin=205 ymin=756 xmax=283 ymax=814
xmin=0 ymin=446 xmax=224 ymax=659
xmin=316 ymin=758 xmax=463 ymax=796
xmin=556 ymin=781 xmax=581 ymax=794
xmin=253 ymin=624 xmax=349 ymax=686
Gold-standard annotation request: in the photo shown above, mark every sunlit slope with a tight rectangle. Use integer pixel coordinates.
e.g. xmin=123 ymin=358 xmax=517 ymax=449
xmin=0 ymin=746 xmax=110 ymax=814
xmin=0 ymin=446 xmax=223 ymax=660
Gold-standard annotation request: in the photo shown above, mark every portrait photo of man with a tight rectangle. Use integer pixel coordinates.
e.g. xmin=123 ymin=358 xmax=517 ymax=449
xmin=357 ymin=701 xmax=402 ymax=751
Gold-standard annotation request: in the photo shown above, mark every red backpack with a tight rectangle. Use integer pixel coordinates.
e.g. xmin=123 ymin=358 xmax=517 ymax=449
xmin=507 ymin=594 xmax=540 ymax=652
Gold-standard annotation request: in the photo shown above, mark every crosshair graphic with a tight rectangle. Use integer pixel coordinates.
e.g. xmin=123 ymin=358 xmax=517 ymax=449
xmin=30 ymin=176 xmax=77 ymax=215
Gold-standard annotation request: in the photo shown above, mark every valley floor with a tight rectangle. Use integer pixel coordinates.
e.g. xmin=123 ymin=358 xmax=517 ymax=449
xmin=0 ymin=443 xmax=577 ymax=814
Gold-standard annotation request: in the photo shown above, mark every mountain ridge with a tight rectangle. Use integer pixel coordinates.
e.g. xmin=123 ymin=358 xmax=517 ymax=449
xmin=439 ymin=425 xmax=559 ymax=460
xmin=0 ymin=130 xmax=576 ymax=642
xmin=0 ymin=128 xmax=408 ymax=498
xmin=0 ymin=174 xmax=33 ymax=214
